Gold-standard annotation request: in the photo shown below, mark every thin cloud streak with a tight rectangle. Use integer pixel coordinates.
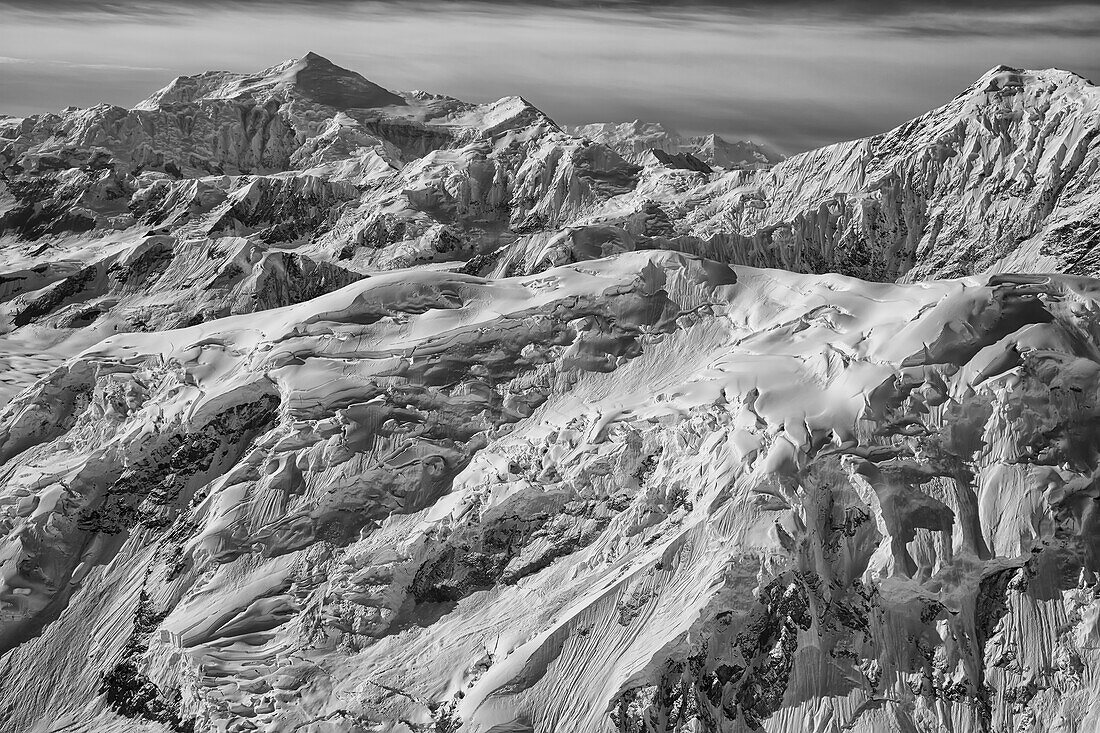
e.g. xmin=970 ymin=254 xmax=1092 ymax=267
xmin=0 ymin=55 xmax=170 ymax=72
xmin=3 ymin=0 xmax=1100 ymax=36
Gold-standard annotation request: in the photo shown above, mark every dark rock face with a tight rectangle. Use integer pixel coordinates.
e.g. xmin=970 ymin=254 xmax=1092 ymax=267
xmin=647 ymin=149 xmax=713 ymax=174
xmin=290 ymin=52 xmax=409 ymax=109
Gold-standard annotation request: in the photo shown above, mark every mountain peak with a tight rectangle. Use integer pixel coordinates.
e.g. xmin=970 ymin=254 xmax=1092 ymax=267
xmin=137 ymin=52 xmax=407 ymax=111
xmin=269 ymin=52 xmax=407 ymax=109
xmin=969 ymin=64 xmax=1094 ymax=95
xmin=294 ymin=51 xmax=354 ymax=74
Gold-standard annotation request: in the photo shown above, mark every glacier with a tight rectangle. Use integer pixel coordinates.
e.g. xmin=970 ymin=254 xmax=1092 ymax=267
xmin=0 ymin=52 xmax=1099 ymax=733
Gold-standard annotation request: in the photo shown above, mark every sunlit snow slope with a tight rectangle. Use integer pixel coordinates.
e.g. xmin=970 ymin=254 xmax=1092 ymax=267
xmin=1 ymin=54 xmax=1100 ymax=733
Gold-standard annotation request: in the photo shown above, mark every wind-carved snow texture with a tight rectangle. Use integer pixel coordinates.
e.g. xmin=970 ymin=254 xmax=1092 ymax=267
xmin=0 ymin=53 xmax=1099 ymax=733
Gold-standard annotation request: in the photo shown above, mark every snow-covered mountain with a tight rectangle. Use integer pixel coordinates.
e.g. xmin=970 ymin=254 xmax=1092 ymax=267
xmin=1 ymin=53 xmax=1100 ymax=733
xmin=566 ymin=121 xmax=784 ymax=170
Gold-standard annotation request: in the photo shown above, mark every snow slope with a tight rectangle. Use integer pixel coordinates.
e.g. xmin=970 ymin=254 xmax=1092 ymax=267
xmin=1 ymin=54 xmax=1100 ymax=733
xmin=3 ymin=252 xmax=1100 ymax=732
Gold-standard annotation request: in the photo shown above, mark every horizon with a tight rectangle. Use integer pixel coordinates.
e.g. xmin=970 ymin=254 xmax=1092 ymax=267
xmin=1 ymin=1 xmax=1099 ymax=154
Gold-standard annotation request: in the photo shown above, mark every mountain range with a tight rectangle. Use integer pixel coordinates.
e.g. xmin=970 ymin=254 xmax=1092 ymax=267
xmin=1 ymin=52 xmax=1099 ymax=733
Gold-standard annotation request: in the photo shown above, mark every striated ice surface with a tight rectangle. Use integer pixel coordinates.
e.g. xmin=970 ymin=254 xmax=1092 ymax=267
xmin=1 ymin=54 xmax=1100 ymax=733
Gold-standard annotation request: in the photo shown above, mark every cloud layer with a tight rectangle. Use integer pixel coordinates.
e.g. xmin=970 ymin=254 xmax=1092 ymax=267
xmin=1 ymin=1 xmax=1097 ymax=153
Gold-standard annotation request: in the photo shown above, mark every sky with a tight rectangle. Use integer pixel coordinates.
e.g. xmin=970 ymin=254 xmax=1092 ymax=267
xmin=1 ymin=1 xmax=1098 ymax=155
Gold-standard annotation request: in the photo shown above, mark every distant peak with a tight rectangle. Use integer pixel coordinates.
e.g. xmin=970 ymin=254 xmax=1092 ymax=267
xmin=270 ymin=52 xmax=407 ymax=109
xmin=134 ymin=52 xmax=408 ymax=111
xmin=296 ymin=51 xmax=345 ymax=70
xmin=276 ymin=52 xmax=354 ymax=77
